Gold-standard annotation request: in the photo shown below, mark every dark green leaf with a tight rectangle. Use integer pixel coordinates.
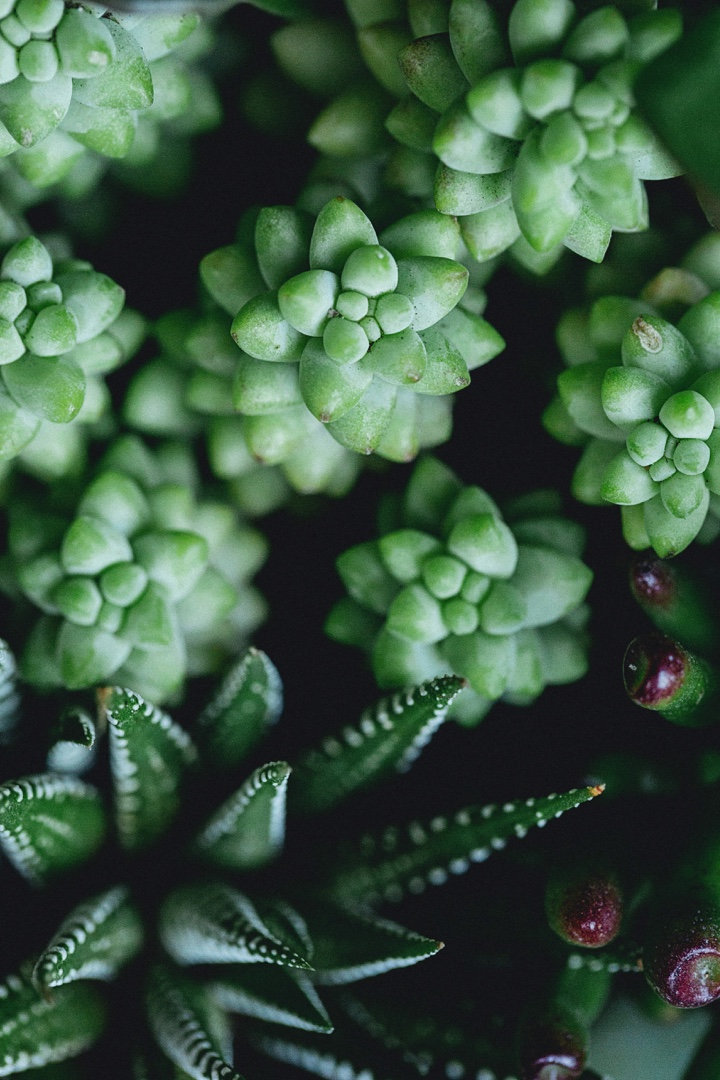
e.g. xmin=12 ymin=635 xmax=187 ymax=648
xmin=193 ymin=761 xmax=290 ymax=870
xmin=210 ymin=966 xmax=333 ymax=1033
xmin=195 ymin=648 xmax=283 ymax=767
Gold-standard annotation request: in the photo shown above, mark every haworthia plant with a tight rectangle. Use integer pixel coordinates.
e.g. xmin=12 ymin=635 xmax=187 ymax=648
xmin=327 ymin=455 xmax=592 ymax=725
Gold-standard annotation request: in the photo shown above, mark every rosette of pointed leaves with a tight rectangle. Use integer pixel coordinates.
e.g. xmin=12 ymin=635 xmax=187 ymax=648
xmin=122 ymin=300 xmax=363 ymax=507
xmin=0 ymin=641 xmax=605 ymax=1077
xmin=0 ymin=234 xmax=144 ymax=471
xmin=326 ymin=456 xmax=593 ymax=726
xmin=544 ymin=256 xmax=720 ymax=557
xmin=393 ymin=0 xmax=683 ymax=266
xmin=6 ymin=434 xmax=267 ymax=700
xmin=0 ymin=4 xmax=206 ymax=188
xmin=203 ymin=197 xmax=504 ymax=463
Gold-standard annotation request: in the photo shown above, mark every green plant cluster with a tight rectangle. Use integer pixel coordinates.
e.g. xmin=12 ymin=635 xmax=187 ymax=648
xmin=0 ymin=1 xmax=719 ymax=1080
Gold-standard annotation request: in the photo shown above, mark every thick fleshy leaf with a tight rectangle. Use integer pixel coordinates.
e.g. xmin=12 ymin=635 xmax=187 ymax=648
xmin=329 ymin=785 xmax=604 ymax=906
xmin=558 ymin=363 xmax=626 ymax=442
xmin=146 ymin=964 xmax=240 ymax=1080
xmin=52 ymin=270 xmax=125 ymax=345
xmin=293 ymin=676 xmax=464 ymax=815
xmin=434 ymin=163 xmax=513 ymax=216
xmin=0 ymin=73 xmax=72 ymax=148
xmin=433 ymin=101 xmax=517 ymax=174
xmin=0 ymin=971 xmax=106 ymax=1074
xmin=160 ymin=883 xmax=312 ymax=968
xmin=325 ymin=377 xmax=398 ymax=455
xmin=398 ymin=34 xmax=467 ymax=113
xmin=643 ymin=488 xmax=710 ymax=557
xmin=300 ymin=339 xmax=374 ymax=423
xmin=299 ymin=901 xmax=443 ymax=984
xmin=195 ymin=648 xmax=283 ymax=767
xmin=395 ymin=257 xmax=468 ymax=332
xmin=415 ymin=326 xmax=471 ymax=394
xmin=309 ymin=198 xmax=377 ymax=276
xmin=211 ymin=966 xmax=332 ymax=1033
xmin=72 ymin=21 xmax=152 ymax=110
xmin=56 ymin=622 xmax=132 ymax=690
xmin=100 ymin=686 xmax=197 ymax=852
xmin=33 ymin=886 xmax=143 ymax=990
xmin=3 ymin=354 xmax=85 ymax=424
xmin=193 ymin=761 xmax=290 ymax=871
xmin=255 ymin=206 xmax=313 ymax=290
xmin=0 ymin=773 xmax=105 ymax=884
xmin=199 ymin=245 xmax=264 ymax=317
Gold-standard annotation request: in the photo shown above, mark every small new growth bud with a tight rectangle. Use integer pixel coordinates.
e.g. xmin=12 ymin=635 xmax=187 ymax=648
xmin=546 ymin=867 xmax=623 ymax=948
xmin=623 ymin=632 xmax=720 ymax=726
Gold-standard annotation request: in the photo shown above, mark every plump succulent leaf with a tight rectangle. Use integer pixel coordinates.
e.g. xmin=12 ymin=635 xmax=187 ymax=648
xmin=101 ymin=686 xmax=198 ymax=852
xmin=210 ymin=967 xmax=333 ymax=1034
xmin=329 ymin=785 xmax=604 ymax=906
xmin=193 ymin=761 xmax=291 ymax=870
xmin=297 ymin=901 xmax=443 ymax=984
xmin=0 ymin=773 xmax=106 ymax=885
xmin=292 ymin=675 xmax=465 ymax=814
xmin=194 ymin=647 xmax=283 ymax=767
xmin=32 ymin=885 xmax=144 ymax=990
xmin=0 ymin=970 xmax=106 ymax=1075
xmin=159 ymin=882 xmax=312 ymax=969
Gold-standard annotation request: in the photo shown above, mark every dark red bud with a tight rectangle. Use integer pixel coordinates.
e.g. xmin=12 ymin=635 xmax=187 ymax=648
xmin=623 ymin=633 xmax=688 ymax=708
xmin=547 ymin=873 xmax=623 ymax=949
xmin=645 ymin=920 xmax=720 ymax=1008
xmin=630 ymin=555 xmax=676 ymax=610
xmin=519 ymin=1014 xmax=585 ymax=1080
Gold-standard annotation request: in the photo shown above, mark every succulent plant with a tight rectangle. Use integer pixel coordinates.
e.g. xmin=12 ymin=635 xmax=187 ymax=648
xmin=5 ymin=434 xmax=267 ymax=701
xmin=545 ymin=254 xmax=720 ymax=557
xmin=327 ymin=455 xmax=593 ymax=725
xmin=201 ymin=197 xmax=504 ymax=463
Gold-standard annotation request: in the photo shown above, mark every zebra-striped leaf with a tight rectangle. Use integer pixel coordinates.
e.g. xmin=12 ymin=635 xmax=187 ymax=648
xmin=33 ymin=885 xmax=144 ymax=991
xmin=0 ymin=969 xmax=106 ymax=1074
xmin=146 ymin=964 xmax=239 ymax=1080
xmin=0 ymin=774 xmax=106 ymax=885
xmin=193 ymin=761 xmax=290 ymax=870
xmin=0 ymin=639 xmax=20 ymax=745
xmin=47 ymin=706 xmax=98 ymax=775
xmin=292 ymin=676 xmax=465 ymax=814
xmin=100 ymin=686 xmax=198 ymax=852
xmin=329 ymin=786 xmax=604 ymax=907
xmin=159 ymin=883 xmax=312 ymax=969
xmin=195 ymin=648 xmax=283 ymax=767
xmin=298 ymin=901 xmax=443 ymax=985
xmin=210 ymin=966 xmax=333 ymax=1033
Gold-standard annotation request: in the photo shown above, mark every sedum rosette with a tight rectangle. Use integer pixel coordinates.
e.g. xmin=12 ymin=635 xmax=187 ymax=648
xmin=202 ymin=196 xmax=504 ymax=463
xmin=326 ymin=456 xmax=593 ymax=725
xmin=395 ymin=0 xmax=683 ymax=265
xmin=0 ymin=232 xmax=144 ymax=474
xmin=6 ymin=434 xmax=267 ymax=701
xmin=545 ymin=250 xmax=720 ymax=557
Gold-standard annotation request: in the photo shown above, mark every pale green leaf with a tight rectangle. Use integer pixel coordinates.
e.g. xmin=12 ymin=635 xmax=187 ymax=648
xmin=329 ymin=785 xmax=604 ymax=906
xmin=195 ymin=648 xmax=283 ymax=767
xmin=292 ymin=676 xmax=465 ymax=814
xmin=193 ymin=761 xmax=290 ymax=870
xmin=159 ymin=883 xmax=312 ymax=969
xmin=146 ymin=964 xmax=240 ymax=1080
xmin=100 ymin=686 xmax=197 ymax=853
xmin=0 ymin=774 xmax=106 ymax=885
xmin=0 ymin=969 xmax=106 ymax=1074
xmin=33 ymin=885 xmax=144 ymax=990
xmin=210 ymin=967 xmax=333 ymax=1033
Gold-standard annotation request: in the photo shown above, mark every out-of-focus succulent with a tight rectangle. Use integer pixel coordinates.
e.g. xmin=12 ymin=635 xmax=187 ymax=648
xmin=545 ymin=237 xmax=720 ymax=557
xmin=5 ymin=434 xmax=267 ymax=700
xmin=394 ymin=0 xmax=683 ymax=267
xmin=201 ymin=197 xmax=504 ymax=465
xmin=327 ymin=455 xmax=593 ymax=725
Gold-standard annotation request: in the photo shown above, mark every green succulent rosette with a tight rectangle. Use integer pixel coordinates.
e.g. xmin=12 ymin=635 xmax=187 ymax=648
xmin=391 ymin=0 xmax=683 ymax=266
xmin=0 ymin=3 xmax=209 ymax=190
xmin=123 ymin=302 xmax=363 ymax=508
xmin=0 ymin=232 xmax=146 ymax=477
xmin=545 ymin=240 xmax=720 ymax=557
xmin=326 ymin=456 xmax=593 ymax=725
xmin=203 ymin=197 xmax=504 ymax=463
xmin=6 ymin=434 xmax=267 ymax=700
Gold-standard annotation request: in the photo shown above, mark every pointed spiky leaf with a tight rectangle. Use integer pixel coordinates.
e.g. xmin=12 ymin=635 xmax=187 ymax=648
xmin=0 ymin=639 xmax=19 ymax=745
xmin=330 ymin=786 xmax=604 ymax=906
xmin=193 ymin=762 xmax=290 ymax=871
xmin=0 ymin=969 xmax=106 ymax=1074
xmin=298 ymin=901 xmax=443 ymax=985
xmin=146 ymin=964 xmax=240 ymax=1080
xmin=46 ymin=706 xmax=97 ymax=774
xmin=100 ymin=686 xmax=197 ymax=852
xmin=160 ymin=883 xmax=312 ymax=969
xmin=195 ymin=648 xmax=283 ymax=768
xmin=0 ymin=774 xmax=106 ymax=885
xmin=210 ymin=967 xmax=333 ymax=1033
xmin=292 ymin=676 xmax=464 ymax=814
xmin=33 ymin=886 xmax=144 ymax=991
